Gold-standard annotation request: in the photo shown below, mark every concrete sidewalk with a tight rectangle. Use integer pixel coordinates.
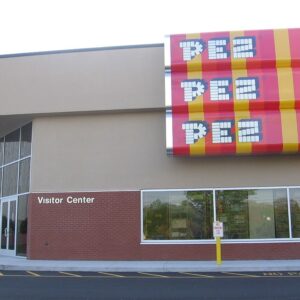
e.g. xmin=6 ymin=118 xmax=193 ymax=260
xmin=1 ymin=256 xmax=300 ymax=272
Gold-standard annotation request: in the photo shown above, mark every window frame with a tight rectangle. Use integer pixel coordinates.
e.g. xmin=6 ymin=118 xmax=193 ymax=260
xmin=141 ymin=186 xmax=300 ymax=245
xmin=0 ymin=123 xmax=32 ymax=257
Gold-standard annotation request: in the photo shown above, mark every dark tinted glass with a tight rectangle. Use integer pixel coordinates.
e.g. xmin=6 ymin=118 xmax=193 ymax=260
xmin=0 ymin=138 xmax=4 ymax=166
xmin=8 ymin=201 xmax=16 ymax=250
xmin=20 ymin=123 xmax=32 ymax=158
xmin=18 ymin=158 xmax=30 ymax=194
xmin=4 ymin=129 xmax=20 ymax=164
xmin=16 ymin=195 xmax=28 ymax=256
xmin=2 ymin=163 xmax=18 ymax=197
xmin=143 ymin=190 xmax=213 ymax=240
xmin=1 ymin=202 xmax=8 ymax=249
xmin=290 ymin=188 xmax=300 ymax=238
xmin=216 ymin=189 xmax=289 ymax=239
xmin=0 ymin=168 xmax=2 ymax=196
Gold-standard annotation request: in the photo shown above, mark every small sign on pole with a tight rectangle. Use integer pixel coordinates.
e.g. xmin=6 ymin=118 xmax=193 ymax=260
xmin=213 ymin=221 xmax=223 ymax=265
xmin=213 ymin=221 xmax=224 ymax=238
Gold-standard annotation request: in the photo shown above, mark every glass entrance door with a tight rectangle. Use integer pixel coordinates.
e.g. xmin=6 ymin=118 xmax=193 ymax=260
xmin=0 ymin=197 xmax=17 ymax=256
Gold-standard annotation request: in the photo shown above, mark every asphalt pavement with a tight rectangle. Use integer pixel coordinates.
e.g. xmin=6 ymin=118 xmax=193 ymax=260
xmin=0 ymin=270 xmax=300 ymax=300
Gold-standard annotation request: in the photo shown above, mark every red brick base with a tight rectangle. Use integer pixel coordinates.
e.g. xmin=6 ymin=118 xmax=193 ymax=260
xmin=27 ymin=192 xmax=300 ymax=260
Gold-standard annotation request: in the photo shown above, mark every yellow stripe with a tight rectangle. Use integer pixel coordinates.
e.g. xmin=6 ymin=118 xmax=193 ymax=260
xmin=187 ymin=33 xmax=205 ymax=155
xmin=59 ymin=271 xmax=81 ymax=277
xmin=222 ymin=272 xmax=260 ymax=278
xmin=274 ymin=29 xmax=292 ymax=68
xmin=180 ymin=272 xmax=214 ymax=278
xmin=274 ymin=29 xmax=298 ymax=152
xmin=138 ymin=272 xmax=169 ymax=278
xmin=27 ymin=271 xmax=40 ymax=277
xmin=98 ymin=272 xmax=124 ymax=278
xmin=230 ymin=31 xmax=252 ymax=154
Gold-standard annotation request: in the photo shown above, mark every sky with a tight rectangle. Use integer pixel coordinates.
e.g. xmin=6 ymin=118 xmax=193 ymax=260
xmin=1 ymin=0 xmax=300 ymax=55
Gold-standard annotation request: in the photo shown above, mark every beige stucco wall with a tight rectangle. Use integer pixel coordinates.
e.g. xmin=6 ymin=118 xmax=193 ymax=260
xmin=31 ymin=112 xmax=300 ymax=192
xmin=1 ymin=45 xmax=300 ymax=192
xmin=0 ymin=45 xmax=164 ymax=116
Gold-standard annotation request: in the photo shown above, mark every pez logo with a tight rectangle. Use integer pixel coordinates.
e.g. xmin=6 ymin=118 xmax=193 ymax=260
xmin=182 ymin=121 xmax=209 ymax=144
xmin=233 ymin=37 xmax=256 ymax=59
xmin=235 ymin=77 xmax=259 ymax=100
xmin=181 ymin=80 xmax=207 ymax=102
xmin=210 ymin=78 xmax=232 ymax=101
xmin=179 ymin=36 xmax=257 ymax=61
xmin=182 ymin=119 xmax=262 ymax=144
xmin=208 ymin=38 xmax=230 ymax=60
xmin=179 ymin=39 xmax=206 ymax=61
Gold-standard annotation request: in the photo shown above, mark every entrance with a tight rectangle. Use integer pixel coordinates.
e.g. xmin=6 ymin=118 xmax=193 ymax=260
xmin=0 ymin=197 xmax=17 ymax=256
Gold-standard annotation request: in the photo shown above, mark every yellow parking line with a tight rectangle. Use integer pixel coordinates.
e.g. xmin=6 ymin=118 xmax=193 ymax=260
xmin=59 ymin=272 xmax=81 ymax=277
xmin=27 ymin=271 xmax=40 ymax=277
xmin=138 ymin=272 xmax=169 ymax=278
xmin=0 ymin=272 xmax=3 ymax=276
xmin=222 ymin=272 xmax=260 ymax=278
xmin=180 ymin=272 xmax=214 ymax=278
xmin=98 ymin=272 xmax=124 ymax=278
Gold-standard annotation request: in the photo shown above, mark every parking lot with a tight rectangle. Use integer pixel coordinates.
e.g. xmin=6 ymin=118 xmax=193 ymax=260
xmin=1 ymin=270 xmax=300 ymax=278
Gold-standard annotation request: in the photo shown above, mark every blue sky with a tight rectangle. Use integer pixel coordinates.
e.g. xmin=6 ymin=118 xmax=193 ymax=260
xmin=1 ymin=0 xmax=299 ymax=55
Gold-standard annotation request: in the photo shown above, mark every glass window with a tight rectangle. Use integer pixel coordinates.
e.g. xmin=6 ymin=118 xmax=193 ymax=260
xmin=290 ymin=188 xmax=300 ymax=238
xmin=20 ymin=123 xmax=32 ymax=158
xmin=1 ymin=202 xmax=8 ymax=249
xmin=0 ymin=138 xmax=4 ymax=166
xmin=4 ymin=129 xmax=20 ymax=164
xmin=18 ymin=158 xmax=31 ymax=194
xmin=143 ymin=190 xmax=213 ymax=240
xmin=8 ymin=201 xmax=16 ymax=250
xmin=2 ymin=163 xmax=18 ymax=197
xmin=216 ymin=189 xmax=289 ymax=239
xmin=16 ymin=195 xmax=28 ymax=256
xmin=0 ymin=168 xmax=2 ymax=197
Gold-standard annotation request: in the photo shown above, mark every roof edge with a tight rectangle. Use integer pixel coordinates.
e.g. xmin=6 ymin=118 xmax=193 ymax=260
xmin=0 ymin=43 xmax=164 ymax=59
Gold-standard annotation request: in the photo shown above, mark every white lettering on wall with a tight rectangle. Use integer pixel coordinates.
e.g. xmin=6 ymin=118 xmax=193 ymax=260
xmin=37 ymin=196 xmax=95 ymax=204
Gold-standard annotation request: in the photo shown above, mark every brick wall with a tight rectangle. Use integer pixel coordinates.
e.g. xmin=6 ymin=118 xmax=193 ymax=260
xmin=27 ymin=192 xmax=300 ymax=260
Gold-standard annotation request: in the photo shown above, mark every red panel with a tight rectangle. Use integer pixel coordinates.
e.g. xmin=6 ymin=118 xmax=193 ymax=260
xmin=289 ymin=29 xmax=300 ymax=151
xmin=167 ymin=28 xmax=300 ymax=156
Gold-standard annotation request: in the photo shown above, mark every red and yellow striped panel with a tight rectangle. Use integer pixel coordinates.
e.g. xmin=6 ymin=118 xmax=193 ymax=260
xmin=167 ymin=28 xmax=300 ymax=156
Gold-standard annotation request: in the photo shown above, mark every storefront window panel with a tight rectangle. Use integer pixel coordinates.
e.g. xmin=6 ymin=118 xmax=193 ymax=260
xmin=18 ymin=158 xmax=30 ymax=194
xmin=2 ymin=163 xmax=18 ymax=197
xmin=216 ymin=189 xmax=289 ymax=239
xmin=4 ymin=129 xmax=20 ymax=165
xmin=273 ymin=189 xmax=290 ymax=238
xmin=20 ymin=123 xmax=32 ymax=158
xmin=216 ymin=190 xmax=250 ymax=239
xmin=290 ymin=188 xmax=300 ymax=238
xmin=143 ymin=191 xmax=169 ymax=239
xmin=143 ymin=190 xmax=213 ymax=240
xmin=16 ymin=195 xmax=28 ymax=256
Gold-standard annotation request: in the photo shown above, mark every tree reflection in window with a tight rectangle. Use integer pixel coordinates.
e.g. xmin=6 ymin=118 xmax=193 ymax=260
xmin=143 ymin=191 xmax=213 ymax=240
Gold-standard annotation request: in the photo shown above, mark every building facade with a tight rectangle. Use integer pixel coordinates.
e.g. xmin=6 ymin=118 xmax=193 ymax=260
xmin=1 ymin=43 xmax=300 ymax=260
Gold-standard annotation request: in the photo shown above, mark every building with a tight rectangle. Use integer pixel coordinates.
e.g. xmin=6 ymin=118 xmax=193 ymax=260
xmin=1 ymin=31 xmax=300 ymax=260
